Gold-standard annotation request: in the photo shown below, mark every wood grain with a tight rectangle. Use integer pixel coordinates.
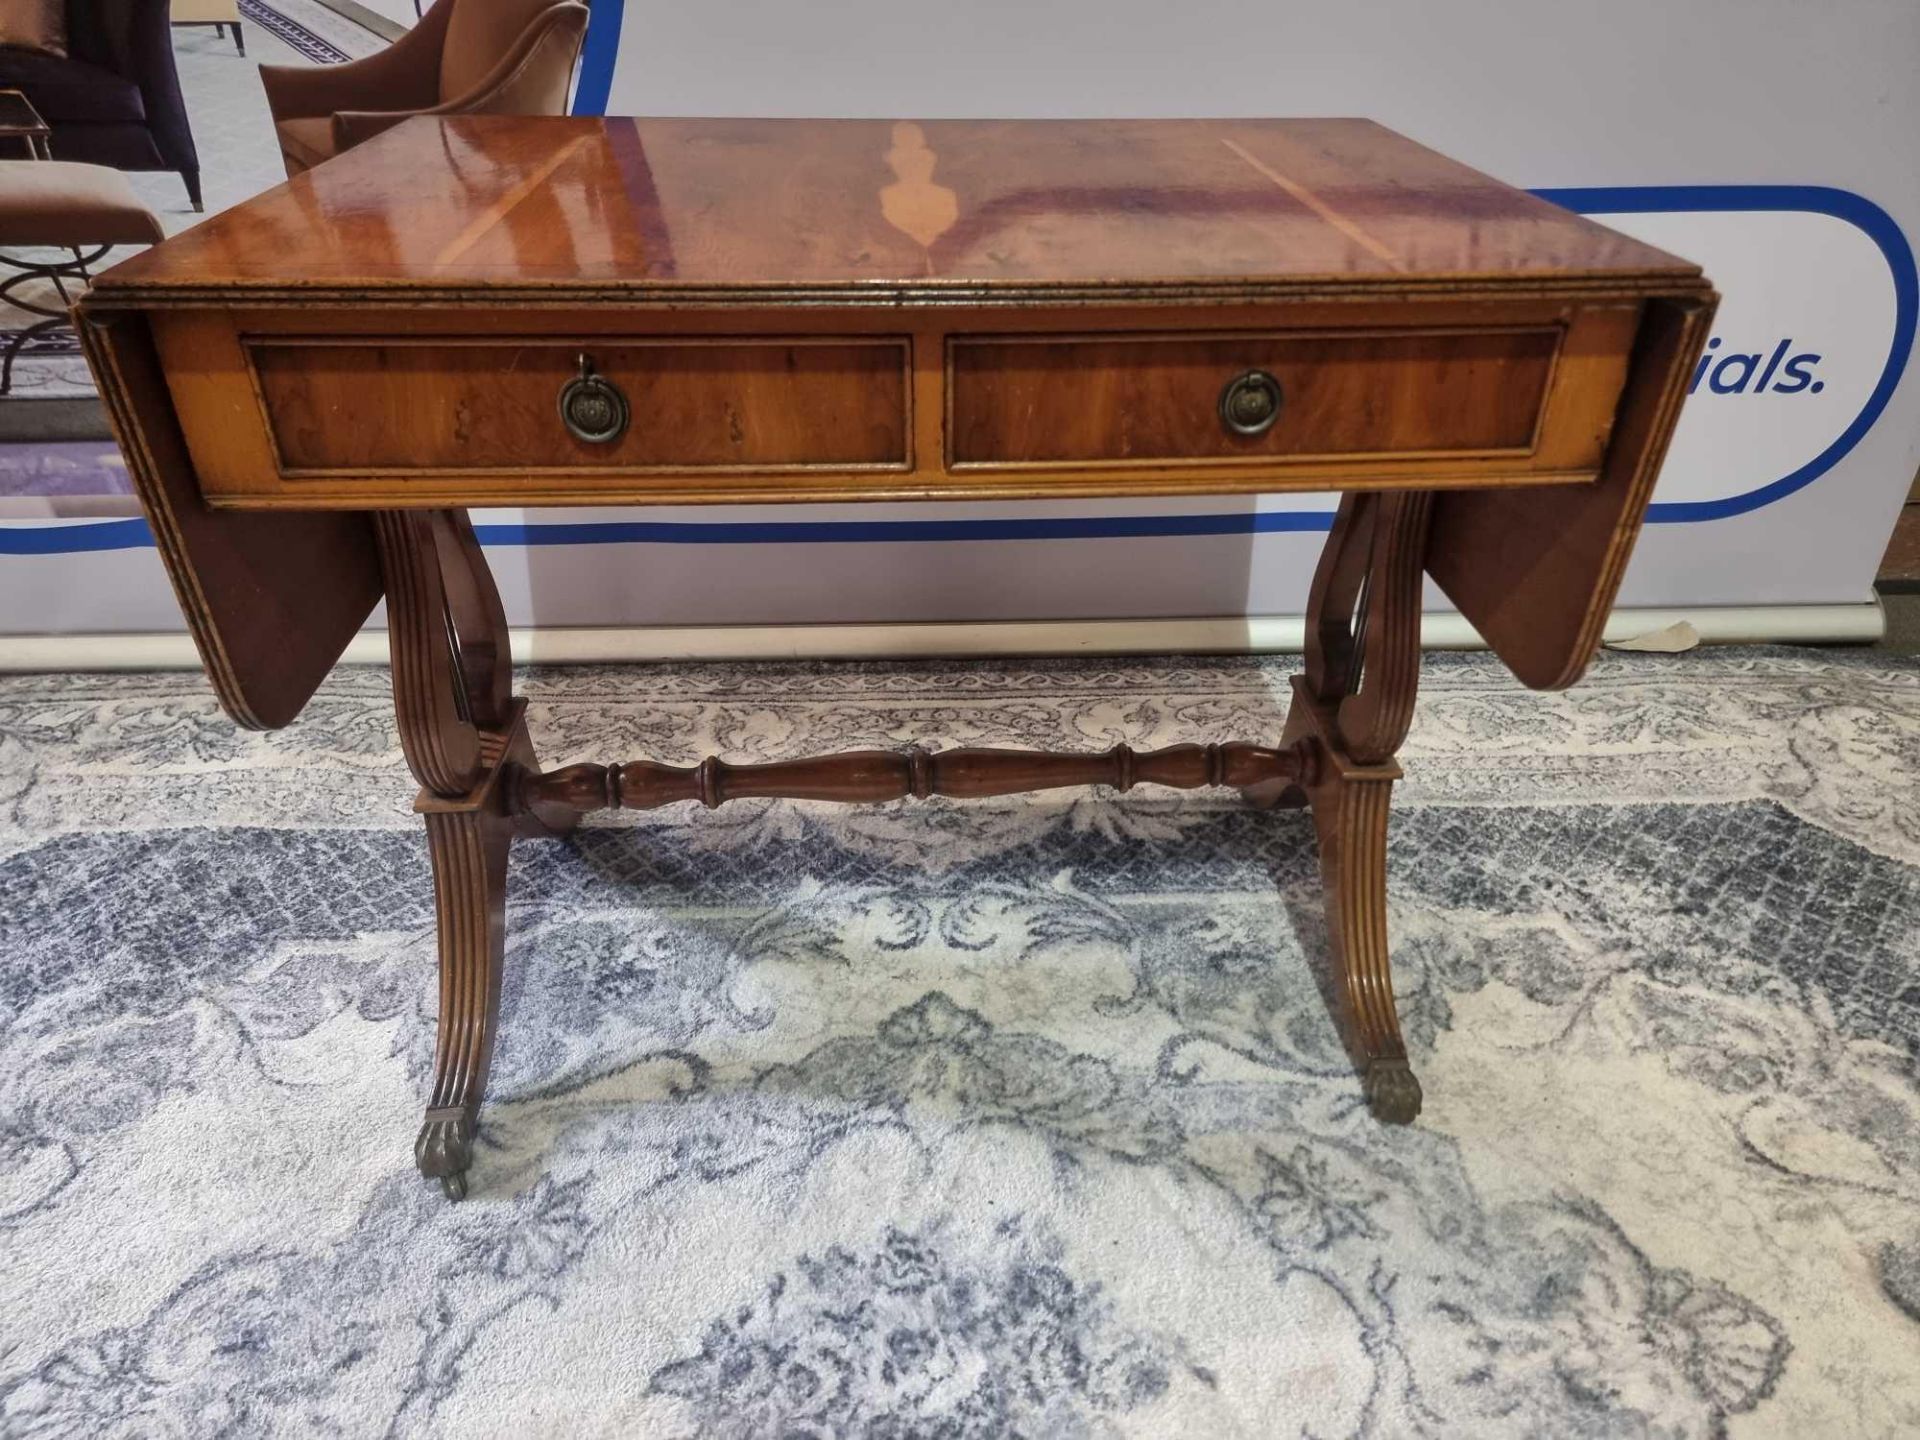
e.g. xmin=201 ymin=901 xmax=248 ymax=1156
xmin=89 ymin=117 xmax=1701 ymax=303
xmin=1334 ymin=492 xmax=1433 ymax=764
xmin=520 ymin=740 xmax=1318 ymax=815
xmin=373 ymin=510 xmax=486 ymax=796
xmin=74 ymin=311 xmax=380 ymax=730
xmin=948 ymin=327 xmax=1563 ymax=467
xmin=147 ymin=299 xmax=1643 ymax=509
xmin=250 ymin=337 xmax=910 ymax=474
xmin=1427 ymin=295 xmax=1716 ymax=689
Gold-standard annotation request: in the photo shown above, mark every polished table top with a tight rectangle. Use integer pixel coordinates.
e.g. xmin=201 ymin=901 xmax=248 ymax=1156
xmin=96 ymin=116 xmax=1699 ymax=299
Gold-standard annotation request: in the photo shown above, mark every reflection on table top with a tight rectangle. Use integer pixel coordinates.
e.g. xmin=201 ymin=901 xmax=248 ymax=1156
xmin=94 ymin=115 xmax=1700 ymax=298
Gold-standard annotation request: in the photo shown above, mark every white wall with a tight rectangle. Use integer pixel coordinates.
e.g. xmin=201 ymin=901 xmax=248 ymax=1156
xmin=6 ymin=0 xmax=1916 ymax=637
xmin=576 ymin=0 xmax=1920 ymax=621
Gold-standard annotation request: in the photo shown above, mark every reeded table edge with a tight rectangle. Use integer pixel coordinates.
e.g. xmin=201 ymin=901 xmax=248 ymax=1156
xmin=79 ymin=271 xmax=1712 ymax=312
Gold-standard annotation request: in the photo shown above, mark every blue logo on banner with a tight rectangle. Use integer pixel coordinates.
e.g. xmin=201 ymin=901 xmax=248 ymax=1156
xmin=1534 ymin=185 xmax=1915 ymax=525
xmin=1691 ymin=338 xmax=1824 ymax=396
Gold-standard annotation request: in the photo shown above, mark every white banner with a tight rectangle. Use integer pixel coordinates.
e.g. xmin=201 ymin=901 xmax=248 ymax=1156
xmin=5 ymin=0 xmax=1915 ymax=635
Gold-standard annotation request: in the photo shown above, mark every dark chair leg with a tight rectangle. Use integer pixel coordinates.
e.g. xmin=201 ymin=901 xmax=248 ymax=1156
xmin=182 ymin=169 xmax=204 ymax=213
xmin=0 ymin=244 xmax=113 ymax=394
xmin=233 ymin=23 xmax=245 ymax=55
xmin=0 ymin=317 xmax=63 ymax=395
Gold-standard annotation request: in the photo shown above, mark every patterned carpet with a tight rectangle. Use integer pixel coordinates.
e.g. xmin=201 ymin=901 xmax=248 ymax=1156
xmin=1 ymin=648 xmax=1917 ymax=1437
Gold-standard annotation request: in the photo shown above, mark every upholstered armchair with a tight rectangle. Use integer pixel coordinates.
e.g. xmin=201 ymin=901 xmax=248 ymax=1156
xmin=259 ymin=0 xmax=589 ymax=178
xmin=0 ymin=0 xmax=203 ymax=209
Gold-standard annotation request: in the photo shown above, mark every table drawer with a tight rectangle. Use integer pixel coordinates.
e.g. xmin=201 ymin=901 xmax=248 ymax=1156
xmin=246 ymin=337 xmax=911 ymax=475
xmin=948 ymin=326 xmax=1592 ymax=471
xmin=154 ymin=304 xmax=1641 ymax=506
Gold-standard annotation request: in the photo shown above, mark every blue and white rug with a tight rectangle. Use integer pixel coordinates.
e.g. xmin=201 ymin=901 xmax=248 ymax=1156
xmin=1 ymin=649 xmax=1917 ymax=1436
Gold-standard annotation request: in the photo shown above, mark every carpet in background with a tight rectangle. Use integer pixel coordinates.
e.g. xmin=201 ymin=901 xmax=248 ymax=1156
xmin=1 ymin=648 xmax=1917 ymax=1436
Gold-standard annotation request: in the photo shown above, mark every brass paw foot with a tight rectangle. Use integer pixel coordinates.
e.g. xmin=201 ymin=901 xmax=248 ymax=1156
xmin=1365 ymin=1057 xmax=1423 ymax=1124
xmin=416 ymin=1107 xmax=474 ymax=1200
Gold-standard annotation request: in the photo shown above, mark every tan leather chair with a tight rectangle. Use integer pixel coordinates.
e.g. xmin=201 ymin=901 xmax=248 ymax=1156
xmin=259 ymin=0 xmax=588 ymax=178
xmin=0 ymin=159 xmax=164 ymax=391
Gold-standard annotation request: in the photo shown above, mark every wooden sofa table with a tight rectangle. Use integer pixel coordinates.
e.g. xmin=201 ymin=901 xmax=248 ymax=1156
xmin=77 ymin=116 xmax=1713 ymax=1199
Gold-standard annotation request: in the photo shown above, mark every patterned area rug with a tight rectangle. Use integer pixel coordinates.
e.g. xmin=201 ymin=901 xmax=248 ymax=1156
xmin=1 ymin=649 xmax=1917 ymax=1437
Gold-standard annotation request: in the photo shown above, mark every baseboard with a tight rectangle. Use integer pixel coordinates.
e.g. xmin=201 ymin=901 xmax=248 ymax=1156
xmin=0 ymin=396 xmax=112 ymax=443
xmin=305 ymin=0 xmax=406 ymax=42
xmin=0 ymin=602 xmax=1886 ymax=672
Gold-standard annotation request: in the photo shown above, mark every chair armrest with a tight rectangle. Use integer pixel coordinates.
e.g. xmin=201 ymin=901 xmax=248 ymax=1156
xmin=329 ymin=5 xmax=587 ymax=153
xmin=259 ymin=0 xmax=452 ymax=122
xmin=328 ymin=108 xmax=419 ymax=153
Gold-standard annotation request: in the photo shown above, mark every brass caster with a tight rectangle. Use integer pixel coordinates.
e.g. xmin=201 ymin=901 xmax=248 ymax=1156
xmin=1365 ymin=1056 xmax=1423 ymax=1124
xmin=416 ymin=1107 xmax=474 ymax=1200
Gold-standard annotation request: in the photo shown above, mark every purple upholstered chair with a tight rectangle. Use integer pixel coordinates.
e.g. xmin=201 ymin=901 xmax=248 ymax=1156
xmin=0 ymin=0 xmax=203 ymax=210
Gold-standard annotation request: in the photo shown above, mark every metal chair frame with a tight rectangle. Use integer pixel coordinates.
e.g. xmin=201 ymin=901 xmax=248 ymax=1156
xmin=0 ymin=243 xmax=110 ymax=393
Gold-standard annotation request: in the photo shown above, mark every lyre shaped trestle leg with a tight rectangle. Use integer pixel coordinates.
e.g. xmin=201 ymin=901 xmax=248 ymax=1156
xmin=376 ymin=508 xmax=555 ymax=1200
xmin=1277 ymin=491 xmax=1433 ymax=1123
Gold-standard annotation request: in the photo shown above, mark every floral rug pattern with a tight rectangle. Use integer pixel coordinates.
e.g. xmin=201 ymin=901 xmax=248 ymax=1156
xmin=0 ymin=649 xmax=1916 ymax=1437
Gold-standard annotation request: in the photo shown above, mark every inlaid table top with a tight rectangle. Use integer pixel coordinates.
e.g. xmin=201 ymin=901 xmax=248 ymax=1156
xmin=95 ymin=116 xmax=1701 ymax=299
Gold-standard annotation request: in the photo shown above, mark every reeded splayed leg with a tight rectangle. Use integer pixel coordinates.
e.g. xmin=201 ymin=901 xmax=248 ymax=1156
xmin=1267 ymin=491 xmax=1433 ymax=1123
xmin=375 ymin=509 xmax=557 ymax=1200
xmin=415 ymin=802 xmax=511 ymax=1201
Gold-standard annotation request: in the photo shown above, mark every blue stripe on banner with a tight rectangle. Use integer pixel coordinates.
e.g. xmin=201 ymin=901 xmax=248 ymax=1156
xmin=0 ymin=519 xmax=154 ymax=553
xmin=468 ymin=510 xmax=1337 ymax=546
xmin=570 ymin=0 xmax=623 ymax=117
xmin=0 ymin=511 xmax=1338 ymax=554
xmin=5 ymin=185 xmax=1913 ymax=555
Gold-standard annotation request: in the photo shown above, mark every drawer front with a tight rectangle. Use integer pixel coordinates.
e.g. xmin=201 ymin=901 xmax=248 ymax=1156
xmin=949 ymin=327 xmax=1568 ymax=469
xmin=247 ymin=337 xmax=911 ymax=475
xmin=154 ymin=303 xmax=1641 ymax=507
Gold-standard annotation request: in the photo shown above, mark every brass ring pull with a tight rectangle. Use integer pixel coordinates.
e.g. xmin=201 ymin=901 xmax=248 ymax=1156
xmin=558 ymin=354 xmax=629 ymax=444
xmin=1219 ymin=369 xmax=1283 ymax=437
